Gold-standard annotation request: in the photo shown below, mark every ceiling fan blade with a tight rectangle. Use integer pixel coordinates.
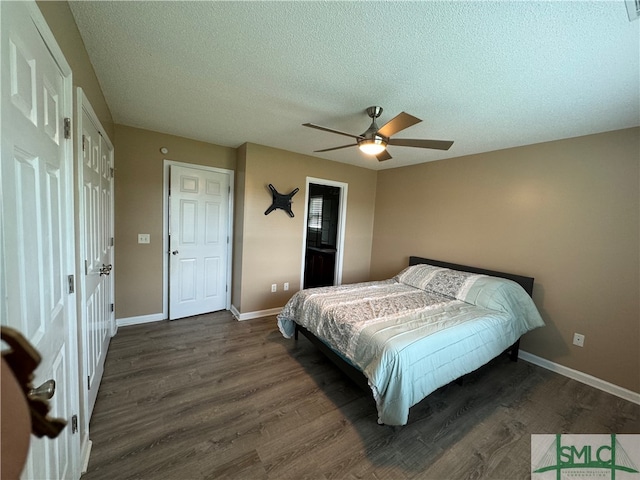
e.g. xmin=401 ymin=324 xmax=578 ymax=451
xmin=388 ymin=138 xmax=454 ymax=150
xmin=377 ymin=112 xmax=422 ymax=138
xmin=376 ymin=150 xmax=393 ymax=161
xmin=314 ymin=143 xmax=357 ymax=153
xmin=303 ymin=123 xmax=363 ymax=140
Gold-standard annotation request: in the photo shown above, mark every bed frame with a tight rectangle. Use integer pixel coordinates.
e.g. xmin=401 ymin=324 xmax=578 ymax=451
xmin=294 ymin=255 xmax=535 ymax=393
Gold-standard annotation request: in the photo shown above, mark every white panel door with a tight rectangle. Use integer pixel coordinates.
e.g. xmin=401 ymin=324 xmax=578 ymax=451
xmin=169 ymin=165 xmax=230 ymax=320
xmin=0 ymin=2 xmax=79 ymax=478
xmin=78 ymin=94 xmax=113 ymax=423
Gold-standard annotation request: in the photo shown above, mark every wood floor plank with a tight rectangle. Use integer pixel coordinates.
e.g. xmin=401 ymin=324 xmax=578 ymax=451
xmin=83 ymin=312 xmax=640 ymax=480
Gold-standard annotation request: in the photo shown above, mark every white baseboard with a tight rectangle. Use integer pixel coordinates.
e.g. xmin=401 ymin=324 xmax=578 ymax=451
xmin=116 ymin=312 xmax=165 ymax=327
xmin=519 ymin=350 xmax=640 ymax=405
xmin=80 ymin=439 xmax=92 ymax=474
xmin=117 ymin=307 xmax=281 ymax=325
xmin=230 ymin=304 xmax=282 ymax=321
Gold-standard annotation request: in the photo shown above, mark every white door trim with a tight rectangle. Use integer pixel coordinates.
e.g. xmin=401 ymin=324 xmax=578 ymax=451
xmin=300 ymin=177 xmax=348 ymax=290
xmin=162 ymin=160 xmax=234 ymax=318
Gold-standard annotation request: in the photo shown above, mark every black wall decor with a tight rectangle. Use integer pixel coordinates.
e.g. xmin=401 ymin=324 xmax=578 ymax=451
xmin=265 ymin=184 xmax=299 ymax=217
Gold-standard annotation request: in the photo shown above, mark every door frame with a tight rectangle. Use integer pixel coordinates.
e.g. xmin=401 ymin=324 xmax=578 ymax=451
xmin=162 ymin=160 xmax=234 ymax=318
xmin=74 ymin=87 xmax=115 ymax=470
xmin=300 ymin=177 xmax=348 ymax=290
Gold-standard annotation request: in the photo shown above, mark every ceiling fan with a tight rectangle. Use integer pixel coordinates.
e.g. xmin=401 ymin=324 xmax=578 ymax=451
xmin=303 ymin=106 xmax=453 ymax=161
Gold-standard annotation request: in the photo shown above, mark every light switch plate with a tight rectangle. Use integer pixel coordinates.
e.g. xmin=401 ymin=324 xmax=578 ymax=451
xmin=138 ymin=234 xmax=150 ymax=244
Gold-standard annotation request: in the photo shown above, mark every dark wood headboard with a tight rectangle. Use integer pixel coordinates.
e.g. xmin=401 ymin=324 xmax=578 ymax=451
xmin=409 ymin=256 xmax=535 ymax=297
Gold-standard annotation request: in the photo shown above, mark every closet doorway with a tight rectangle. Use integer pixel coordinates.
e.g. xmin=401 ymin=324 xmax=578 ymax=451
xmin=301 ymin=178 xmax=347 ymax=288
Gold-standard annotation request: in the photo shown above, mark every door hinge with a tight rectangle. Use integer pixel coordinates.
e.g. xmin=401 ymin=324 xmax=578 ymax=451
xmin=110 ymin=237 xmax=114 ymax=247
xmin=87 ymin=376 xmax=90 ymax=390
xmin=64 ymin=118 xmax=71 ymax=139
xmin=67 ymin=275 xmax=75 ymax=294
xmin=110 ymin=167 xmax=114 ymax=178
xmin=71 ymin=414 xmax=78 ymax=434
xmin=110 ymin=303 xmax=114 ymax=312
xmin=84 ymin=260 xmax=88 ymax=275
xmin=82 ymin=134 xmax=86 ymax=152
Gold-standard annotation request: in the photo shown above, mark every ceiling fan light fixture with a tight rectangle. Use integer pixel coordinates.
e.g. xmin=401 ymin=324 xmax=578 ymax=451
xmin=303 ymin=106 xmax=453 ymax=161
xmin=358 ymin=137 xmax=387 ymax=155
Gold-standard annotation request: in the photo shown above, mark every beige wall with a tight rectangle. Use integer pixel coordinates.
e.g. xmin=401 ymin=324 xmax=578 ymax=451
xmin=233 ymin=143 xmax=377 ymax=314
xmin=371 ymin=128 xmax=640 ymax=393
xmin=37 ymin=1 xmax=114 ymax=140
xmin=114 ymin=125 xmax=236 ymax=319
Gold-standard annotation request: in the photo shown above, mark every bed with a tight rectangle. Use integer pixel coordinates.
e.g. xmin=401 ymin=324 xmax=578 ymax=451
xmin=277 ymin=256 xmax=545 ymax=426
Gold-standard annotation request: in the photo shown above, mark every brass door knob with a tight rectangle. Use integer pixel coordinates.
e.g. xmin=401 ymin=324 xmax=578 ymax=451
xmin=28 ymin=379 xmax=56 ymax=401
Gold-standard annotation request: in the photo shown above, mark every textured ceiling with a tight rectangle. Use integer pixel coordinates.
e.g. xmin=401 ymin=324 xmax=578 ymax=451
xmin=69 ymin=1 xmax=639 ymax=170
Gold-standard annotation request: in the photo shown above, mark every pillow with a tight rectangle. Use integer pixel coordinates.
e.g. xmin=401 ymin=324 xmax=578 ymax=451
xmin=394 ymin=264 xmax=442 ymax=291
xmin=396 ymin=263 xmax=545 ymax=331
xmin=457 ymin=275 xmax=545 ymax=331
xmin=395 ymin=264 xmax=480 ymax=298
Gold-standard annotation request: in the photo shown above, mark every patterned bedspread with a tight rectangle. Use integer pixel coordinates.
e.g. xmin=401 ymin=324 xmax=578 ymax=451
xmin=277 ymin=265 xmax=544 ymax=425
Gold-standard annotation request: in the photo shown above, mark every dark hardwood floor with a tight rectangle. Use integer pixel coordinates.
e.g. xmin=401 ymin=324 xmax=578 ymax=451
xmin=83 ymin=311 xmax=639 ymax=480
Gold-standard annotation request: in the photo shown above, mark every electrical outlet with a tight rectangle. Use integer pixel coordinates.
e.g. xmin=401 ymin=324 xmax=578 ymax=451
xmin=138 ymin=233 xmax=150 ymax=244
xmin=573 ymin=333 xmax=585 ymax=347
xmin=271 ymin=284 xmax=277 ymax=293
xmin=284 ymin=282 xmax=289 ymax=291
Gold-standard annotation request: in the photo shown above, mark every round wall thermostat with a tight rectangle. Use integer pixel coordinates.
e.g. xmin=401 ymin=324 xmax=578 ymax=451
xmin=160 ymin=147 xmax=169 ymax=154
